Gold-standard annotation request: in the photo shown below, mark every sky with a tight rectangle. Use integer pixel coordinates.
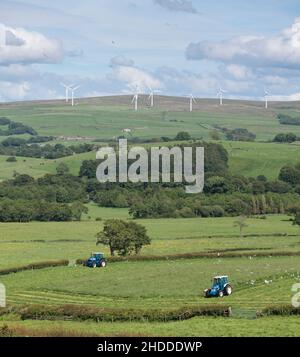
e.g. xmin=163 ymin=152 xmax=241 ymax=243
xmin=0 ymin=0 xmax=300 ymax=101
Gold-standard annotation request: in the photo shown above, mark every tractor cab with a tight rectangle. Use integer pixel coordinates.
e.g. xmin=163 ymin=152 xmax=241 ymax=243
xmin=86 ymin=252 xmax=106 ymax=268
xmin=204 ymin=275 xmax=232 ymax=298
xmin=213 ymin=276 xmax=228 ymax=288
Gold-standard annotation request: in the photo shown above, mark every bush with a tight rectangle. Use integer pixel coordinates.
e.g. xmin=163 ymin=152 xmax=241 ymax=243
xmin=225 ymin=128 xmax=256 ymax=142
xmin=175 ymin=131 xmax=191 ymax=141
xmin=260 ymin=305 xmax=300 ymax=316
xmin=6 ymin=156 xmax=17 ymax=162
xmin=273 ymin=133 xmax=298 ymax=143
xmin=278 ymin=114 xmax=300 ymax=126
xmin=0 ymin=325 xmax=14 ymax=337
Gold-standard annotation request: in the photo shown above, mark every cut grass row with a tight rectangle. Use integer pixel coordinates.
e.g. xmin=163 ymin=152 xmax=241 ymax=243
xmin=2 ymin=256 xmax=299 ymax=307
xmin=5 ymin=275 xmax=298 ymax=311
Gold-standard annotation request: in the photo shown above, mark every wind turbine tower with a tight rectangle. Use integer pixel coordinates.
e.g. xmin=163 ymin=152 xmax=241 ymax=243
xmin=189 ymin=94 xmax=196 ymax=112
xmin=71 ymin=85 xmax=80 ymax=107
xmin=132 ymin=93 xmax=138 ymax=111
xmin=264 ymin=88 xmax=269 ymax=109
xmin=218 ymin=87 xmax=226 ymax=106
xmin=60 ymin=83 xmax=74 ymax=103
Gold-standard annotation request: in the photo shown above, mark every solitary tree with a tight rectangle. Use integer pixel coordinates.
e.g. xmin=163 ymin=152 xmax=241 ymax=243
xmin=234 ymin=216 xmax=248 ymax=237
xmin=96 ymin=219 xmax=151 ymax=256
xmin=56 ymin=162 xmax=70 ymax=176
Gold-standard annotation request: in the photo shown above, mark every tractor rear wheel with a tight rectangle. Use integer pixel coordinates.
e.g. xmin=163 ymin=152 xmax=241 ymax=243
xmin=101 ymin=261 xmax=106 ymax=268
xmin=225 ymin=285 xmax=232 ymax=296
xmin=218 ymin=290 xmax=224 ymax=298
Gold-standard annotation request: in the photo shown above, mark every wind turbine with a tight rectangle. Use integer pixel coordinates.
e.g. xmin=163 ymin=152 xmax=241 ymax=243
xmin=71 ymin=85 xmax=80 ymax=107
xmin=131 ymin=86 xmax=139 ymax=111
xmin=217 ymin=87 xmax=226 ymax=106
xmin=189 ymin=94 xmax=196 ymax=112
xmin=264 ymin=88 xmax=269 ymax=109
xmin=60 ymin=83 xmax=74 ymax=103
xmin=148 ymin=87 xmax=161 ymax=108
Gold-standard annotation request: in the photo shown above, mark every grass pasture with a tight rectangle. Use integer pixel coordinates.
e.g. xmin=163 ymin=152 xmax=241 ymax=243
xmin=0 ymin=213 xmax=300 ymax=269
xmin=0 ymin=210 xmax=299 ymax=338
xmin=0 ymin=97 xmax=300 ymax=336
xmin=1 ymin=96 xmax=300 ymax=141
xmin=1 ymin=316 xmax=299 ymax=337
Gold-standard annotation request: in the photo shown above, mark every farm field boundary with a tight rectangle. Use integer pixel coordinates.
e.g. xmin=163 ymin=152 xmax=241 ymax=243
xmin=0 ymin=304 xmax=231 ymax=322
xmin=0 ymin=260 xmax=69 ymax=276
xmin=76 ymin=250 xmax=300 ymax=265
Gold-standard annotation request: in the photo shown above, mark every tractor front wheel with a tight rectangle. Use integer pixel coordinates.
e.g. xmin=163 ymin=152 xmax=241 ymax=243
xmin=225 ymin=285 xmax=232 ymax=296
xmin=218 ymin=290 xmax=224 ymax=298
xmin=205 ymin=289 xmax=211 ymax=298
xmin=92 ymin=263 xmax=97 ymax=268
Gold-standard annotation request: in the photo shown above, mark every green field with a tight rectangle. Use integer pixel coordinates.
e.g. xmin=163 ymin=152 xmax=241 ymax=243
xmin=0 ymin=208 xmax=300 ymax=336
xmin=1 ymin=97 xmax=300 ymax=337
xmin=0 ymin=211 xmax=300 ymax=269
xmin=1 ymin=96 xmax=300 ymax=141
xmin=0 ymin=140 xmax=299 ymax=181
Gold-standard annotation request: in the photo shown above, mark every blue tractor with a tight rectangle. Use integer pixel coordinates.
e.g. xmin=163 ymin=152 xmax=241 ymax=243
xmin=86 ymin=252 xmax=107 ymax=268
xmin=204 ymin=276 xmax=232 ymax=298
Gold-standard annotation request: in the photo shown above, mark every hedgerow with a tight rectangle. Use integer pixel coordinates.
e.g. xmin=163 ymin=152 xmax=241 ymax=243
xmin=0 ymin=260 xmax=69 ymax=276
xmin=76 ymin=250 xmax=300 ymax=265
xmin=259 ymin=305 xmax=300 ymax=317
xmin=7 ymin=304 xmax=231 ymax=322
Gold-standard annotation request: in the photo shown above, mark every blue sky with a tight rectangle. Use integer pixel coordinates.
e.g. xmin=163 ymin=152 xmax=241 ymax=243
xmin=0 ymin=0 xmax=300 ymax=101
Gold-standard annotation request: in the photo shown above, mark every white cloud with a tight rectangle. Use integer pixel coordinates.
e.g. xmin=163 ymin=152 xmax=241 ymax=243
xmin=0 ymin=23 xmax=64 ymax=65
xmin=110 ymin=55 xmax=135 ymax=67
xmin=225 ymin=64 xmax=253 ymax=80
xmin=153 ymin=0 xmax=198 ymax=14
xmin=113 ymin=65 xmax=162 ymax=92
xmin=0 ymin=81 xmax=30 ymax=101
xmin=186 ymin=18 xmax=300 ymax=69
xmin=268 ymin=92 xmax=300 ymax=101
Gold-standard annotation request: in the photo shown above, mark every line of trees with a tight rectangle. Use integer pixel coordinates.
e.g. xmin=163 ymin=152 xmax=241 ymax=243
xmin=0 ymin=117 xmax=37 ymax=136
xmin=0 ymin=141 xmax=300 ymax=221
xmin=0 ymin=140 xmax=94 ymax=159
xmin=0 ymin=199 xmax=87 ymax=222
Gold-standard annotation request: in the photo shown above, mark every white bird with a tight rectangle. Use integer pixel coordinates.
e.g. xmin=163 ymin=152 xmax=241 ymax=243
xmin=217 ymin=87 xmax=226 ymax=106
xmin=71 ymin=85 xmax=80 ymax=107
xmin=60 ymin=83 xmax=74 ymax=103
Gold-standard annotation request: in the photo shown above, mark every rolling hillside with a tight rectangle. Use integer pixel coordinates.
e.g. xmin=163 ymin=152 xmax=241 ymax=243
xmin=0 ymin=96 xmax=300 ymax=141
